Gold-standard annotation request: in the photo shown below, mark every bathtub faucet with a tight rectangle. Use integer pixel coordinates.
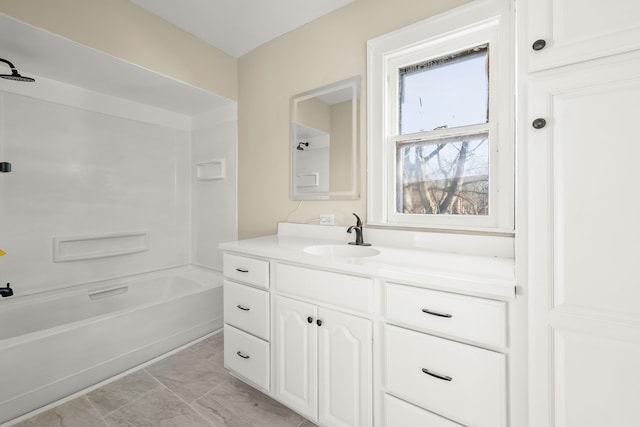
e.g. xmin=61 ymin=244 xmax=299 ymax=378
xmin=0 ymin=283 xmax=13 ymax=298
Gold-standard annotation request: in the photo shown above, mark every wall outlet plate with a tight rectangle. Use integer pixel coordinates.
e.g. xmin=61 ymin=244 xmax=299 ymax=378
xmin=319 ymin=214 xmax=335 ymax=225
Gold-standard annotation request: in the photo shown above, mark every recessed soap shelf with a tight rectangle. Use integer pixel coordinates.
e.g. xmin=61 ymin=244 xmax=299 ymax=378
xmin=197 ymin=159 xmax=226 ymax=180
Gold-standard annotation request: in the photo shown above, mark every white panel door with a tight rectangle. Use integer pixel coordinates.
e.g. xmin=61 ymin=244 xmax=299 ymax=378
xmin=274 ymin=296 xmax=318 ymax=421
xmin=528 ymin=53 xmax=640 ymax=427
xmin=526 ymin=0 xmax=640 ymax=71
xmin=317 ymin=307 xmax=372 ymax=427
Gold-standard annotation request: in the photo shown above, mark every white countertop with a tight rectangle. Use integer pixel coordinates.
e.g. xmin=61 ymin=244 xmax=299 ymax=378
xmin=220 ymin=223 xmax=516 ymax=300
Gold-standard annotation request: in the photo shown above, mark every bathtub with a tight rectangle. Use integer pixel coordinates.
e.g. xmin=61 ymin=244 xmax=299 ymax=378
xmin=0 ymin=266 xmax=223 ymax=425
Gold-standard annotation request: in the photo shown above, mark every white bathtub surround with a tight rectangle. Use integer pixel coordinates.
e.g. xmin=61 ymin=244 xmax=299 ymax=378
xmin=0 ymin=266 xmax=223 ymax=425
xmin=0 ymin=81 xmax=237 ymax=279
xmin=0 ymin=55 xmax=236 ymax=426
xmin=191 ymin=104 xmax=239 ymax=270
xmin=0 ymin=87 xmax=192 ymax=296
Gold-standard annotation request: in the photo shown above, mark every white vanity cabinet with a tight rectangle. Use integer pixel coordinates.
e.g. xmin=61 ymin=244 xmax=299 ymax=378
xmin=274 ymin=264 xmax=373 ymax=427
xmin=222 ymin=253 xmax=271 ymax=391
xmin=220 ymin=231 xmax=516 ymax=427
xmin=383 ymin=282 xmax=508 ymax=427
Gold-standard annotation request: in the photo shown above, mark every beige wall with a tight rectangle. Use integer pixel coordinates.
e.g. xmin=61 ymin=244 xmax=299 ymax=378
xmin=297 ymin=97 xmax=331 ymax=133
xmin=329 ymin=101 xmax=352 ymax=193
xmin=0 ymin=0 xmax=237 ymax=100
xmin=237 ymin=0 xmax=471 ymax=238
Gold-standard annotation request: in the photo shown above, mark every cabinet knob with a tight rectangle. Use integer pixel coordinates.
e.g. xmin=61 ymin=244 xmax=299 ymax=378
xmin=532 ymin=118 xmax=547 ymax=129
xmin=307 ymin=316 xmax=313 ymax=324
xmin=316 ymin=319 xmax=323 ymax=327
xmin=532 ymin=39 xmax=546 ymax=51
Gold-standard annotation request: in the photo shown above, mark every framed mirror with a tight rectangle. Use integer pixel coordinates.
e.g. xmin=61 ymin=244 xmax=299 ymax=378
xmin=291 ymin=76 xmax=360 ymax=200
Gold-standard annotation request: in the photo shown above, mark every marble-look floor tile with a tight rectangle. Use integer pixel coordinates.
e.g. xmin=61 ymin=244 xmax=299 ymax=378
xmin=186 ymin=333 xmax=224 ymax=359
xmin=104 ymin=387 xmax=213 ymax=427
xmin=86 ymin=369 xmax=162 ymax=416
xmin=191 ymin=382 xmax=252 ymax=427
xmin=14 ymin=332 xmax=316 ymax=427
xmin=194 ymin=376 xmax=304 ymax=427
xmin=12 ymin=396 xmax=107 ymax=427
xmin=145 ymin=345 xmax=227 ymax=403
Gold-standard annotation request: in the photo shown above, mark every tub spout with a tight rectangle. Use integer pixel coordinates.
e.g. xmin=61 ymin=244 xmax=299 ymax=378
xmin=0 ymin=283 xmax=13 ymax=298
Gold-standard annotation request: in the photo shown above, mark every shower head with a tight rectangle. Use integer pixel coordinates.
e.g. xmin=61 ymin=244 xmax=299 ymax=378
xmin=0 ymin=58 xmax=35 ymax=82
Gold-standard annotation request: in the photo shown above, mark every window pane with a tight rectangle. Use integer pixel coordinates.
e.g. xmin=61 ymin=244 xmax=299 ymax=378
xmin=399 ymin=46 xmax=488 ymax=134
xmin=396 ymin=132 xmax=489 ymax=215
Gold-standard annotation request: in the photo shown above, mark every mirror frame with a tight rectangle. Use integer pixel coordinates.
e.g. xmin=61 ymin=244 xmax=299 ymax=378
xmin=291 ymin=76 xmax=360 ymax=200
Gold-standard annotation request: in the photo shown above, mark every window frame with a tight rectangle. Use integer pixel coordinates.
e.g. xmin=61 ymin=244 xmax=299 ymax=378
xmin=367 ymin=0 xmax=513 ymax=232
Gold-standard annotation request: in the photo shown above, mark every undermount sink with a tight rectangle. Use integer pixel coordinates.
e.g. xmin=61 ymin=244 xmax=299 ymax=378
xmin=303 ymin=244 xmax=380 ymax=258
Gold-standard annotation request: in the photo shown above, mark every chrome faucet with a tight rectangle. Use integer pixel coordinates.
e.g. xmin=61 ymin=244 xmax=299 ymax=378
xmin=347 ymin=213 xmax=371 ymax=246
xmin=0 ymin=283 xmax=13 ymax=298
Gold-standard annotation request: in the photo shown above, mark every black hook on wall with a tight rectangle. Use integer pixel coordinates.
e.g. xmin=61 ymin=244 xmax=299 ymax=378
xmin=0 ymin=162 xmax=11 ymax=173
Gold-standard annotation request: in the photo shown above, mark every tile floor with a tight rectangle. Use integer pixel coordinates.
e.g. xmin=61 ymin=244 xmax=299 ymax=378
xmin=13 ymin=331 xmax=315 ymax=427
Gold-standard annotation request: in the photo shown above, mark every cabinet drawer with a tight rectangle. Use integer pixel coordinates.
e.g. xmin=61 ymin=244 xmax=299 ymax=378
xmin=224 ymin=280 xmax=270 ymax=340
xmin=224 ymin=324 xmax=270 ymax=391
xmin=223 ymin=253 xmax=269 ymax=289
xmin=385 ymin=325 xmax=506 ymax=427
xmin=385 ymin=282 xmax=506 ymax=347
xmin=276 ymin=263 xmax=373 ymax=314
xmin=385 ymin=394 xmax=463 ymax=427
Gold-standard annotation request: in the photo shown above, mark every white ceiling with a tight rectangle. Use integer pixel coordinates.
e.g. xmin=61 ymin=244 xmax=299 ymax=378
xmin=129 ymin=0 xmax=355 ymax=57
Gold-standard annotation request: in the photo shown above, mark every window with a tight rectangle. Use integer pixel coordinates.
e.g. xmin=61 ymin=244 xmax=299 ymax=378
xmin=399 ymin=46 xmax=489 ymax=134
xmin=367 ymin=0 xmax=513 ymax=231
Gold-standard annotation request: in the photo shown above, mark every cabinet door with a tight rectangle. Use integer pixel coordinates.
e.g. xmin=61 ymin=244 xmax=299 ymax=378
xmin=274 ymin=296 xmax=318 ymax=420
xmin=528 ymin=54 xmax=640 ymax=427
xmin=317 ymin=307 xmax=372 ymax=427
xmin=525 ymin=0 xmax=640 ymax=71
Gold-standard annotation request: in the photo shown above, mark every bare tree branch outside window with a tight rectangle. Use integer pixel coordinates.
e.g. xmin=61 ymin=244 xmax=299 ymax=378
xmin=396 ymin=133 xmax=489 ymax=215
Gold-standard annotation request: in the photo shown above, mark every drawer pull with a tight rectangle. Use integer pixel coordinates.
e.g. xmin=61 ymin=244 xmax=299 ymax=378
xmin=237 ymin=304 xmax=250 ymax=311
xmin=235 ymin=268 xmax=249 ymax=273
xmin=421 ymin=308 xmax=453 ymax=318
xmin=236 ymin=351 xmax=250 ymax=359
xmin=421 ymin=368 xmax=452 ymax=382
